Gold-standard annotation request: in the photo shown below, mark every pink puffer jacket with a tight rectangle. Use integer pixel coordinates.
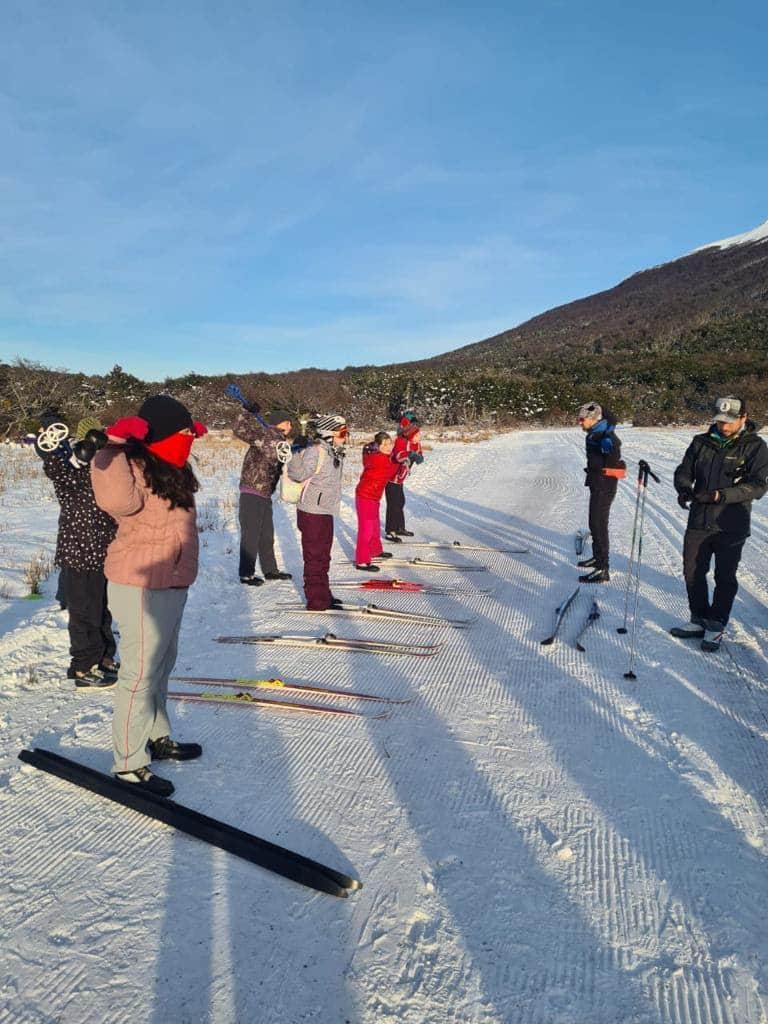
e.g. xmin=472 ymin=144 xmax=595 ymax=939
xmin=91 ymin=446 xmax=199 ymax=589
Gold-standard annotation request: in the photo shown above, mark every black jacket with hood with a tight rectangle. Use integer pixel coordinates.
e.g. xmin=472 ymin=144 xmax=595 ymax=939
xmin=673 ymin=420 xmax=768 ymax=536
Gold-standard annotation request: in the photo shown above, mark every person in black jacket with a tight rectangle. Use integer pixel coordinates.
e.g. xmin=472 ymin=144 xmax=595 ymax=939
xmin=34 ymin=411 xmax=118 ymax=687
xmin=672 ymin=396 xmax=768 ymax=651
xmin=577 ymin=401 xmax=626 ymax=583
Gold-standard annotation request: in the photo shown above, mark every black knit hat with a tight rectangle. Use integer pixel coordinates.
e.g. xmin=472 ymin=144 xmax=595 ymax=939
xmin=139 ymin=395 xmax=193 ymax=442
xmin=266 ymin=409 xmax=292 ymax=426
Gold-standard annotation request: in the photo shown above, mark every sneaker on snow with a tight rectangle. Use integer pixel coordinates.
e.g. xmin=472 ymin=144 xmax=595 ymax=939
xmin=114 ymin=766 xmax=174 ymax=797
xmin=74 ymin=665 xmax=116 ymax=689
xmin=264 ymin=571 xmax=292 ymax=581
xmin=577 ymin=557 xmax=597 ymax=568
xmin=148 ymin=736 xmax=203 ymax=761
xmin=240 ymin=575 xmax=264 ymax=586
xmin=395 ymin=529 xmax=415 ymax=537
xmin=579 ymin=568 xmax=610 ymax=584
xmin=701 ymin=628 xmax=725 ymax=653
xmin=355 ymin=563 xmax=380 ymax=572
xmin=669 ymin=620 xmax=706 ymax=639
xmin=384 ymin=533 xmax=403 ymax=543
xmin=374 ymin=552 xmax=393 ymax=559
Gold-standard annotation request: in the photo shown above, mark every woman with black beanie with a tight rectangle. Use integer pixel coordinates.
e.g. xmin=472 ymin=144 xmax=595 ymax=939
xmin=91 ymin=395 xmax=207 ymax=797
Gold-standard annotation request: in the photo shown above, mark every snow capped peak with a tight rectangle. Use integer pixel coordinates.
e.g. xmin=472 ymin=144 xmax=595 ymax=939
xmin=690 ymin=218 xmax=768 ymax=254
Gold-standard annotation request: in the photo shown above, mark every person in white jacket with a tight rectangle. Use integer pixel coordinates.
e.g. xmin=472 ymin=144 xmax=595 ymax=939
xmin=287 ymin=415 xmax=347 ymax=610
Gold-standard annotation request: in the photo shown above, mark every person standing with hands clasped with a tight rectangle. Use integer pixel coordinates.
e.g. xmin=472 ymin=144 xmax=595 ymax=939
xmin=91 ymin=395 xmax=207 ymax=797
xmin=577 ymin=401 xmax=625 ymax=583
xmin=672 ymin=396 xmax=768 ymax=652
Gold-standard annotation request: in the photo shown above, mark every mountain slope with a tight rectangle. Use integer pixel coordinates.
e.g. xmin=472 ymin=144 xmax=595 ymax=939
xmin=421 ymin=219 xmax=768 ymax=367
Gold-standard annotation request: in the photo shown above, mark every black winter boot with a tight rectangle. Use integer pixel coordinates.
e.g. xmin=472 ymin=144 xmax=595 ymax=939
xmin=264 ymin=570 xmax=292 ymax=580
xmin=577 ymin=557 xmax=597 ymax=568
xmin=579 ymin=568 xmax=610 ymax=584
xmin=148 ymin=736 xmax=203 ymax=761
xmin=114 ymin=766 xmax=174 ymax=797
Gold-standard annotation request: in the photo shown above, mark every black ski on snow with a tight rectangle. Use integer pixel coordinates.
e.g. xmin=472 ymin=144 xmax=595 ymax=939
xmin=274 ymin=601 xmax=475 ymax=628
xmin=574 ymin=600 xmax=600 ymax=652
xmin=18 ymin=748 xmax=360 ymax=898
xmin=574 ymin=529 xmax=591 ymax=556
xmin=540 ymin=586 xmax=580 ymax=645
xmin=388 ymin=541 xmax=530 ymax=554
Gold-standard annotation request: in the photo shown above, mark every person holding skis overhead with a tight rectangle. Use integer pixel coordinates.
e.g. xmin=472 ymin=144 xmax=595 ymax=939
xmin=355 ymin=431 xmax=399 ymax=571
xmin=287 ymin=414 xmax=347 ymax=610
xmin=384 ymin=411 xmax=424 ymax=542
xmin=672 ymin=395 xmax=768 ymax=652
xmin=91 ymin=395 xmax=207 ymax=797
xmin=33 ymin=410 xmax=118 ymax=689
xmin=577 ymin=401 xmax=625 ymax=583
xmin=233 ymin=396 xmax=293 ymax=585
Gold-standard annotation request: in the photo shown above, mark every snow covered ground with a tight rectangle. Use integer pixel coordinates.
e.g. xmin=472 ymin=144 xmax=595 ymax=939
xmin=2 ymin=427 xmax=768 ymax=1024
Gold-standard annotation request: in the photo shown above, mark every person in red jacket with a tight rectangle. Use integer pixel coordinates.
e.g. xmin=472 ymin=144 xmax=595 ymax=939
xmin=384 ymin=412 xmax=424 ymax=541
xmin=355 ymin=432 xmax=398 ymax=570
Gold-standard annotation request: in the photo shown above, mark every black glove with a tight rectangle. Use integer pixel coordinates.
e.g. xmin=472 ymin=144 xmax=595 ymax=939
xmin=676 ymin=488 xmax=693 ymax=509
xmin=72 ymin=429 xmax=107 ymax=465
xmin=39 ymin=408 xmax=66 ymax=430
xmin=408 ymin=451 xmax=424 ymax=466
xmin=694 ymin=489 xmax=720 ymax=504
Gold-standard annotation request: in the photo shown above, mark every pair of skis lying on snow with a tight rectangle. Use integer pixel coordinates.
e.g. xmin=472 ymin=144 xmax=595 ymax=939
xmin=168 ymin=674 xmax=409 ymax=720
xmin=19 ymin=747 xmax=360 ymax=898
xmin=540 ymin=586 xmax=600 ymax=650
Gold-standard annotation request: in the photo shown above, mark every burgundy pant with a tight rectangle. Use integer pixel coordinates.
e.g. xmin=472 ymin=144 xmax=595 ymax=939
xmin=355 ymin=496 xmax=384 ymax=564
xmin=297 ymin=510 xmax=334 ymax=610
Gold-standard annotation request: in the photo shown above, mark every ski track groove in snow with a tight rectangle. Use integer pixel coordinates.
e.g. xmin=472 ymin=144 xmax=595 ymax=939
xmin=1 ymin=428 xmax=768 ymax=1023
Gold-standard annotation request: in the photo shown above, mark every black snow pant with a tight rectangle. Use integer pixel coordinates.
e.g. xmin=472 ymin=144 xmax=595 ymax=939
xmin=683 ymin=529 xmax=746 ymax=629
xmin=587 ymin=481 xmax=617 ymax=570
xmin=56 ymin=566 xmax=69 ymax=610
xmin=238 ymin=493 xmax=278 ymax=578
xmin=66 ymin=568 xmax=116 ymax=675
xmin=385 ymin=482 xmax=406 ymax=534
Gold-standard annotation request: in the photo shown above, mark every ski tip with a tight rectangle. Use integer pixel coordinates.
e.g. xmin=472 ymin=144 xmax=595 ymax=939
xmin=575 ymin=643 xmax=586 ymax=653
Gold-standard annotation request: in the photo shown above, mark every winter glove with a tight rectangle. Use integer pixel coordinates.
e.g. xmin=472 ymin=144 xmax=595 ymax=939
xmin=676 ymin=488 xmax=694 ymax=509
xmin=408 ymin=451 xmax=424 ymax=465
xmin=106 ymin=416 xmax=149 ymax=441
xmin=693 ymin=489 xmax=720 ymax=504
xmin=39 ymin=408 xmax=66 ymax=430
xmin=72 ymin=429 xmax=108 ymax=465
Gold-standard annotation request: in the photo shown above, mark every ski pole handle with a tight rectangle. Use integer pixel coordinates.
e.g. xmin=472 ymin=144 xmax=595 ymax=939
xmin=638 ymin=459 xmax=660 ymax=484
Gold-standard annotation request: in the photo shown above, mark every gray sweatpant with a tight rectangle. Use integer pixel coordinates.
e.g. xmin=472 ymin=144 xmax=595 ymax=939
xmin=108 ymin=582 xmax=188 ymax=774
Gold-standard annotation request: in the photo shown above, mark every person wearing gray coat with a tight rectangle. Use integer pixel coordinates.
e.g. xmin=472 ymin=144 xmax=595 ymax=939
xmin=287 ymin=415 xmax=347 ymax=610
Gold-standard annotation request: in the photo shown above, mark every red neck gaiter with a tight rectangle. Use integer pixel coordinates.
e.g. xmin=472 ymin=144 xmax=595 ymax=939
xmin=147 ymin=432 xmax=194 ymax=468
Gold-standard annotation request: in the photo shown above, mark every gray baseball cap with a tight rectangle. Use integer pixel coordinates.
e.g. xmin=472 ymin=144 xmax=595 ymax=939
xmin=713 ymin=396 xmax=745 ymax=423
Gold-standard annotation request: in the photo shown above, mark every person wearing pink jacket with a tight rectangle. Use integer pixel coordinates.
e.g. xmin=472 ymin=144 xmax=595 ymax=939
xmin=91 ymin=395 xmax=207 ymax=797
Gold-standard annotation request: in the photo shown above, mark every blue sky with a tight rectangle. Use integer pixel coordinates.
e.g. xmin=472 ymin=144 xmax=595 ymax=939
xmin=1 ymin=0 xmax=767 ymax=380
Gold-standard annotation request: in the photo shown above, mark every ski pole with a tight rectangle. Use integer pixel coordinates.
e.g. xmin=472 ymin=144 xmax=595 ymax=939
xmin=617 ymin=462 xmax=645 ymax=635
xmin=623 ymin=460 xmax=659 ymax=679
